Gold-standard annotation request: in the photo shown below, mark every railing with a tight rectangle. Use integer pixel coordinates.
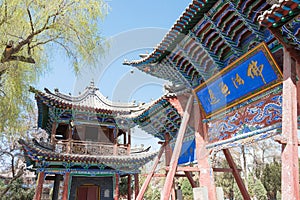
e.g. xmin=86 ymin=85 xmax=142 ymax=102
xmin=55 ymin=140 xmax=128 ymax=156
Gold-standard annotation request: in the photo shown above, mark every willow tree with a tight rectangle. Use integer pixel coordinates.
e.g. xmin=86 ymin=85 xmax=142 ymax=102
xmin=0 ymin=0 xmax=108 ymax=132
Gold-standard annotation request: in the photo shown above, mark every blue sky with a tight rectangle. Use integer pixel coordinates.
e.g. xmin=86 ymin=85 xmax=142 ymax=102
xmin=37 ymin=0 xmax=191 ymax=101
xmin=36 ymin=1 xmax=191 ymax=149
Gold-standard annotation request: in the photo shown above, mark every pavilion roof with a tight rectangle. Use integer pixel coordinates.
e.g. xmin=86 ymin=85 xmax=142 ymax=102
xmin=19 ymin=139 xmax=158 ymax=173
xmin=32 ymin=82 xmax=188 ymax=141
xmin=30 ymin=81 xmax=150 ymax=115
xmin=124 ymin=0 xmax=299 ymax=88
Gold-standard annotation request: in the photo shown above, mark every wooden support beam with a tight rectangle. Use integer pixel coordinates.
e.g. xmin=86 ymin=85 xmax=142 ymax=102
xmin=134 ymin=174 xmax=139 ymax=200
xmin=136 ymin=144 xmax=165 ymax=200
xmin=195 ymin=111 xmax=217 ymax=199
xmin=161 ymin=95 xmax=193 ymax=200
xmin=165 ymin=166 xmax=200 ymax=172
xmin=62 ymin=172 xmax=70 ymax=200
xmin=114 ymin=174 xmax=119 ymax=200
xmin=52 ymin=174 xmax=61 ymax=200
xmin=165 ymin=133 xmax=172 ymax=167
xmin=274 ymin=135 xmax=300 ymax=146
xmin=184 ymin=171 xmax=197 ymax=188
xmin=33 ymin=172 xmax=45 ymax=200
xmin=127 ymin=175 xmax=132 ymax=200
xmin=51 ymin=122 xmax=56 ymax=145
xmin=127 ymin=128 xmax=131 ymax=155
xmin=213 ymin=167 xmax=242 ymax=173
xmin=281 ymin=48 xmax=299 ymax=199
xmin=223 ymin=149 xmax=250 ymax=200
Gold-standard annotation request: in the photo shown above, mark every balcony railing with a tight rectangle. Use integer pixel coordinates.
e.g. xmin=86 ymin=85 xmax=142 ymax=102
xmin=55 ymin=140 xmax=128 ymax=156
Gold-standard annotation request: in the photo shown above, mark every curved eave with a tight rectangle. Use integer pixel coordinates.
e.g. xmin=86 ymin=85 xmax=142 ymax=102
xmin=123 ymin=0 xmax=218 ymax=67
xmin=133 ymin=95 xmax=183 ymax=140
xmin=31 ymin=86 xmax=148 ymax=116
xmin=19 ymin=139 xmax=157 ymax=171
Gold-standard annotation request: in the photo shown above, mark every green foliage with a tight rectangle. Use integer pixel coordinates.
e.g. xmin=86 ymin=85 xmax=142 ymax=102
xmin=178 ymin=178 xmax=193 ymax=200
xmin=0 ymin=178 xmax=34 ymax=200
xmin=0 ymin=0 xmax=108 ymax=132
xmin=248 ymin=174 xmax=267 ymax=200
xmin=261 ymin=161 xmax=281 ymax=199
xmin=215 ymin=160 xmax=235 ymax=198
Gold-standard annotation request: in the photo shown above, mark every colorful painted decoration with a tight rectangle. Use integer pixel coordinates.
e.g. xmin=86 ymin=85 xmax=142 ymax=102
xmin=194 ymin=43 xmax=282 ymax=117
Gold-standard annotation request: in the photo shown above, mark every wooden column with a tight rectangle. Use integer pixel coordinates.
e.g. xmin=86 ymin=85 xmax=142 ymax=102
xmin=134 ymin=174 xmax=139 ymax=200
xmin=281 ymin=48 xmax=299 ymax=199
xmin=195 ymin=111 xmax=217 ymax=199
xmin=52 ymin=174 xmax=61 ymax=200
xmin=50 ymin=122 xmax=57 ymax=145
xmin=127 ymin=175 xmax=132 ymax=200
xmin=161 ymin=95 xmax=193 ymax=200
xmin=223 ymin=149 xmax=250 ymax=200
xmin=114 ymin=174 xmax=120 ymax=200
xmin=33 ymin=171 xmax=45 ymax=200
xmin=62 ymin=172 xmax=70 ymax=200
xmin=165 ymin=133 xmax=172 ymax=167
xmin=113 ymin=128 xmax=118 ymax=155
xmin=136 ymin=144 xmax=165 ymax=200
xmin=127 ymin=128 xmax=131 ymax=155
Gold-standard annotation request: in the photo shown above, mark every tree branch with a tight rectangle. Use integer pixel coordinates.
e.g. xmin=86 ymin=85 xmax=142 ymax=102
xmin=0 ymin=167 xmax=24 ymax=197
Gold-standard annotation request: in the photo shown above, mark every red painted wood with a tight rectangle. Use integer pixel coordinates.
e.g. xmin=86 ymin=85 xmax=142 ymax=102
xmin=281 ymin=49 xmax=299 ymax=199
xmin=62 ymin=172 xmax=70 ymax=200
xmin=184 ymin=171 xmax=197 ymax=188
xmin=161 ymin=95 xmax=193 ymax=200
xmin=195 ymin=110 xmax=217 ymax=199
xmin=136 ymin=144 xmax=165 ymax=200
xmin=33 ymin=172 xmax=45 ymax=200
xmin=223 ymin=149 xmax=250 ymax=200
xmin=134 ymin=174 xmax=139 ymax=200
xmin=127 ymin=175 xmax=132 ymax=200
xmin=114 ymin=174 xmax=119 ymax=200
xmin=166 ymin=166 xmax=199 ymax=172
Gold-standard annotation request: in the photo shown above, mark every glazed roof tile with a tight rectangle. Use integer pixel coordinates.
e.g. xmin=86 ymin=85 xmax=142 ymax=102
xmin=31 ymin=81 xmax=152 ymax=115
xmin=258 ymin=0 xmax=300 ymax=27
xmin=123 ymin=0 xmax=216 ymax=67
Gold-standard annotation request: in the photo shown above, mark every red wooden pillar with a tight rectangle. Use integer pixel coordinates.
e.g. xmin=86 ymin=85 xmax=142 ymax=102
xmin=33 ymin=171 xmax=45 ymax=200
xmin=194 ymin=104 xmax=217 ymax=199
xmin=51 ymin=122 xmax=57 ymax=145
xmin=281 ymin=49 xmax=299 ymax=199
xmin=134 ymin=174 xmax=139 ymax=199
xmin=161 ymin=95 xmax=193 ymax=200
xmin=127 ymin=175 xmax=132 ymax=200
xmin=114 ymin=174 xmax=119 ymax=200
xmin=62 ymin=172 xmax=70 ymax=200
xmin=195 ymin=130 xmax=217 ymax=199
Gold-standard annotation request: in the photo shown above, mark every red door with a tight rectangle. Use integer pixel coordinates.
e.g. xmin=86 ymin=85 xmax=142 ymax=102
xmin=77 ymin=185 xmax=99 ymax=200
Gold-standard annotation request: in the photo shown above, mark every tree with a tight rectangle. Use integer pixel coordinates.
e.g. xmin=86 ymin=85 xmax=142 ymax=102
xmin=178 ymin=177 xmax=193 ymax=200
xmin=0 ymin=0 xmax=108 ymax=132
xmin=261 ymin=161 xmax=281 ymax=200
xmin=247 ymin=173 xmax=267 ymax=200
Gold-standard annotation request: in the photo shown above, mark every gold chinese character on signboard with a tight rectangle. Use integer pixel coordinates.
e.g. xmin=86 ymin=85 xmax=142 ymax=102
xmin=208 ymin=89 xmax=219 ymax=105
xmin=247 ymin=60 xmax=266 ymax=84
xmin=231 ymin=73 xmax=244 ymax=88
xmin=219 ymin=82 xmax=230 ymax=97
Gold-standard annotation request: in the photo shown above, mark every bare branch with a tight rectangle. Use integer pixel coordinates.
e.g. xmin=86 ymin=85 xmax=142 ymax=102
xmin=30 ymin=35 xmax=62 ymax=49
xmin=27 ymin=8 xmax=34 ymax=33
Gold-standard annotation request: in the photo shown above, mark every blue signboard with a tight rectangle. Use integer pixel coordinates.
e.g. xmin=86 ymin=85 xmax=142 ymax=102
xmin=194 ymin=43 xmax=282 ymax=117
